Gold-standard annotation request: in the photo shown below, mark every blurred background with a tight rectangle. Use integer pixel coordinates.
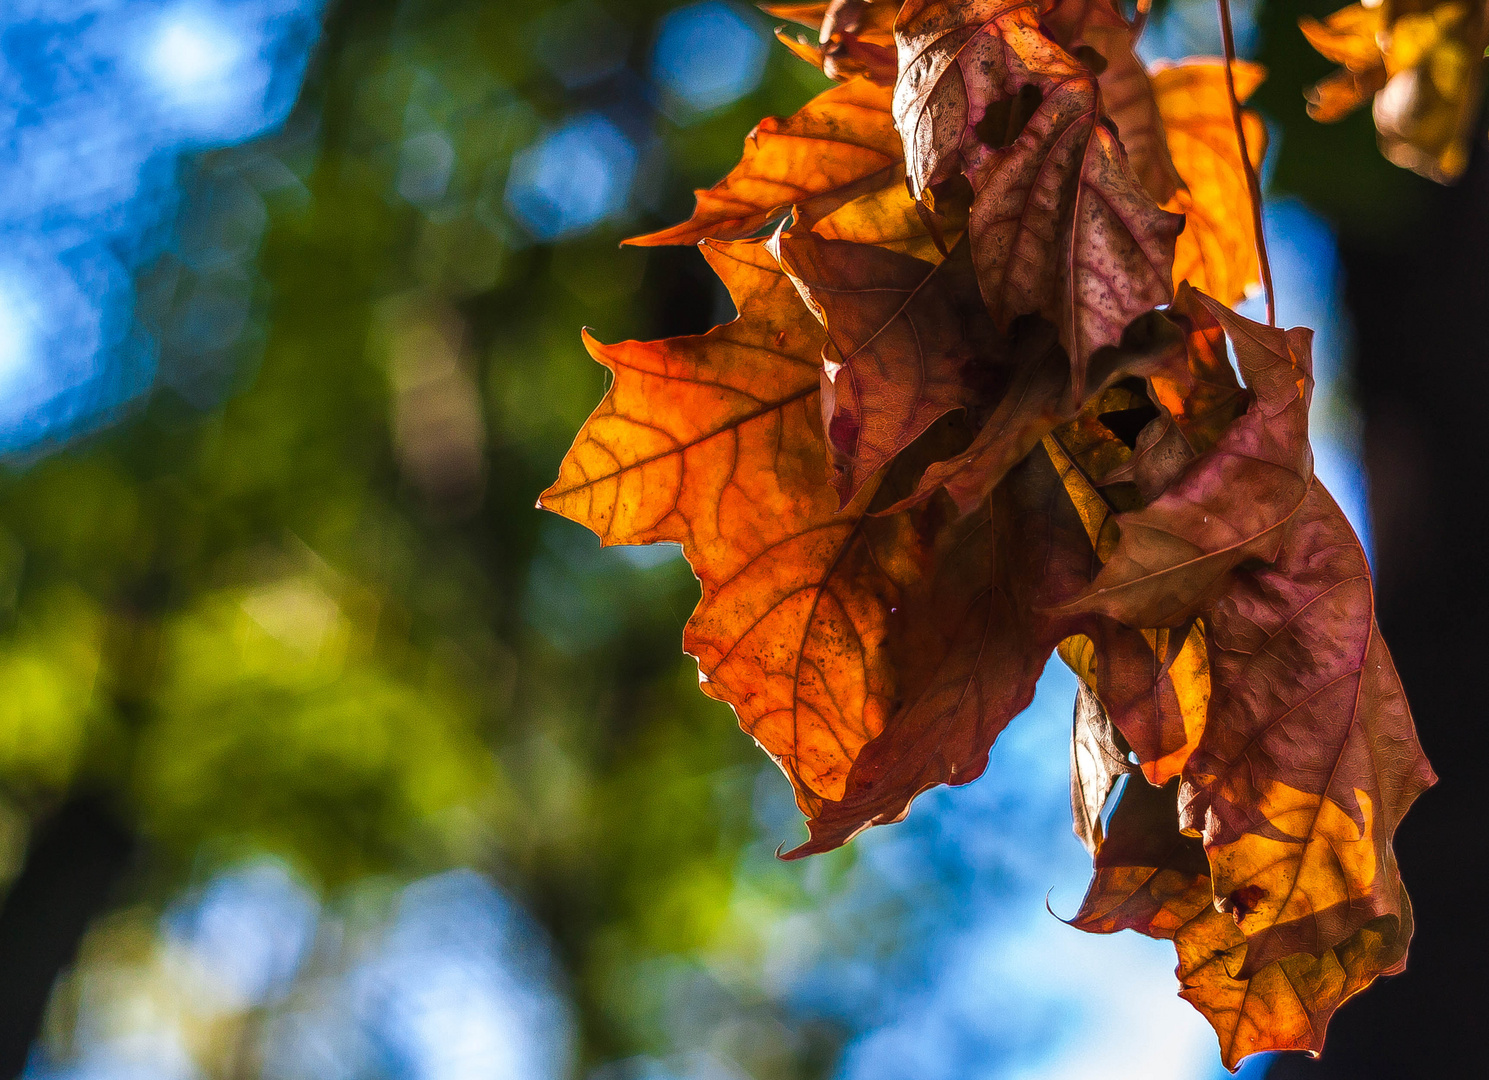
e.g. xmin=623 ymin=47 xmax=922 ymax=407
xmin=0 ymin=1 xmax=1479 ymax=1078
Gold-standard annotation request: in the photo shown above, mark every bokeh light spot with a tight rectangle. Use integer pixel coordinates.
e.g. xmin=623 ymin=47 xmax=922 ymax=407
xmin=0 ymin=278 xmax=38 ymax=390
xmin=651 ymin=1 xmax=768 ymax=116
xmin=505 ymin=113 xmax=637 ymax=240
xmin=146 ymin=11 xmax=244 ymax=104
xmin=397 ymin=130 xmax=457 ymax=206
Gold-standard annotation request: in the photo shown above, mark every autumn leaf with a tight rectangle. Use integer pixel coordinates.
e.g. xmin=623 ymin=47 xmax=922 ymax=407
xmin=772 ymin=233 xmax=997 ymax=504
xmin=1049 ymin=420 xmax=1212 ymax=787
xmin=1073 ymin=774 xmax=1417 ymax=1070
xmin=1178 ymin=899 xmax=1414 ymax=1071
xmin=882 ymin=315 xmax=1069 ymax=515
xmin=788 ymin=440 xmax=1095 ymax=856
xmin=1181 ymin=481 xmax=1437 ymax=975
xmin=541 ymin=240 xmax=923 ymax=812
xmin=1105 ymin=281 xmax=1250 ymax=501
xmin=1070 ymin=774 xmax=1211 ymax=938
xmin=887 ymin=308 xmax=1190 ymax=518
xmin=1303 ymin=1 xmax=1488 ymax=182
xmin=766 ymin=0 xmax=900 ymax=84
xmin=626 ymin=78 xmax=901 ymax=247
xmin=1152 ymin=59 xmax=1269 ymax=308
xmin=545 ymin=10 xmax=1436 ymax=1066
xmin=893 ymin=0 xmax=1183 ymax=394
xmin=1300 ymin=2 xmax=1389 ymax=122
xmin=1043 ymin=0 xmax=1182 ymax=204
xmin=1057 ymin=290 xmax=1313 ymax=628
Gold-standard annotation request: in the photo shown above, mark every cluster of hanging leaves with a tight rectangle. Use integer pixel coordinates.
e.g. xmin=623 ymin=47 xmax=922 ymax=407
xmin=1303 ymin=0 xmax=1489 ymax=181
xmin=541 ymin=0 xmax=1436 ymax=1069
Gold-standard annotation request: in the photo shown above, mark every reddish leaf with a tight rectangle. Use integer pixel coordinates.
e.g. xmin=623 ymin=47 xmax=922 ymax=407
xmin=1181 ymin=481 xmax=1437 ymax=975
xmin=1042 ymin=0 xmax=1182 ymax=203
xmin=1089 ymin=618 xmax=1211 ymax=785
xmin=888 ymin=309 xmax=1189 ymax=518
xmin=1058 ymin=292 xmax=1314 ymax=627
xmin=893 ymin=0 xmax=1183 ymax=393
xmin=772 ymin=233 xmax=996 ymax=504
xmin=1050 ymin=422 xmax=1211 ymax=787
xmin=1107 ymin=282 xmax=1250 ymax=501
xmin=883 ymin=315 xmax=1069 ymax=515
xmin=788 ymin=441 xmax=1094 ymax=855
xmin=1070 ymin=774 xmax=1212 ymax=938
xmin=1073 ymin=775 xmax=1417 ymax=1071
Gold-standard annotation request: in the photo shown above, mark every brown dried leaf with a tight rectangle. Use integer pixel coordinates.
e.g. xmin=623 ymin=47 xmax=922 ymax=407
xmin=772 ymin=234 xmax=995 ymax=503
xmin=1043 ymin=0 xmax=1183 ymax=203
xmin=890 ymin=309 xmax=1189 ymax=518
xmin=1073 ymin=774 xmax=1417 ymax=1071
xmin=787 ymin=441 xmax=1094 ymax=856
xmin=1070 ymin=680 xmax=1131 ymax=855
xmin=1070 ymin=774 xmax=1212 ymax=938
xmin=892 ymin=0 xmax=1183 ymax=394
xmin=1050 ymin=422 xmax=1212 ymax=787
xmin=1181 ymin=482 xmax=1437 ymax=975
xmin=1108 ymin=282 xmax=1250 ymax=501
xmin=1057 ymin=293 xmax=1314 ymax=628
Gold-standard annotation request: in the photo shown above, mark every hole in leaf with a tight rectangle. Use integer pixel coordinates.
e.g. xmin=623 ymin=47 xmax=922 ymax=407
xmin=1222 ymin=884 xmax=1267 ymax=918
xmin=1097 ymin=377 xmax=1159 ymax=449
xmin=976 ymin=84 xmax=1044 ymax=149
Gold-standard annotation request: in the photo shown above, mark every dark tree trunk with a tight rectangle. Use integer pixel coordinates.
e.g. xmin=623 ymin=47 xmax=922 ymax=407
xmin=0 ymin=798 xmax=136 ymax=1079
xmin=1268 ymin=136 xmax=1489 ymax=1078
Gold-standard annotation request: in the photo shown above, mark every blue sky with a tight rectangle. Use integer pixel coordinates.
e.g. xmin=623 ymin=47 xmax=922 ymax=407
xmin=0 ymin=0 xmax=324 ymax=451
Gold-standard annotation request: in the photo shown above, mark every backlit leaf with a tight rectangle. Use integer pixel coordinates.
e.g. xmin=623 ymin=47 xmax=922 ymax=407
xmin=1153 ymin=60 xmax=1270 ymax=307
xmin=1073 ymin=775 xmax=1417 ymax=1071
xmin=1058 ymin=292 xmax=1314 ymax=627
xmin=541 ymin=240 xmax=923 ymax=811
xmin=772 ymin=233 xmax=994 ymax=503
xmin=1070 ymin=774 xmax=1211 ymax=939
xmin=1302 ymin=1 xmax=1487 ymax=182
xmin=1177 ymin=897 xmax=1414 ymax=1071
xmin=890 ymin=309 xmax=1188 ymax=518
xmin=627 ymin=78 xmax=901 ymax=247
xmin=1107 ymin=282 xmax=1250 ymax=501
xmin=893 ymin=0 xmax=1183 ymax=393
xmin=787 ymin=441 xmax=1094 ymax=855
xmin=765 ymin=0 xmax=900 ymax=84
xmin=1049 ymin=424 xmax=1212 ymax=787
xmin=1043 ymin=0 xmax=1183 ymax=204
xmin=1181 ymin=482 xmax=1437 ymax=975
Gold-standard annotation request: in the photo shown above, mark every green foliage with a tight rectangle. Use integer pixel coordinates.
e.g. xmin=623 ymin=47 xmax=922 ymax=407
xmin=0 ymin=1 xmax=843 ymax=1074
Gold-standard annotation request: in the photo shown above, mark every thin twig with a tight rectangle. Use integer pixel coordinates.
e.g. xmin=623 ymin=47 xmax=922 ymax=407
xmin=1131 ymin=0 xmax=1154 ymax=40
xmin=1216 ymin=0 xmax=1275 ymax=325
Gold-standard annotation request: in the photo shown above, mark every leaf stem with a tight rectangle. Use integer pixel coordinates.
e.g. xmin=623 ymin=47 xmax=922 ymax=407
xmin=1216 ymin=0 xmax=1275 ymax=326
